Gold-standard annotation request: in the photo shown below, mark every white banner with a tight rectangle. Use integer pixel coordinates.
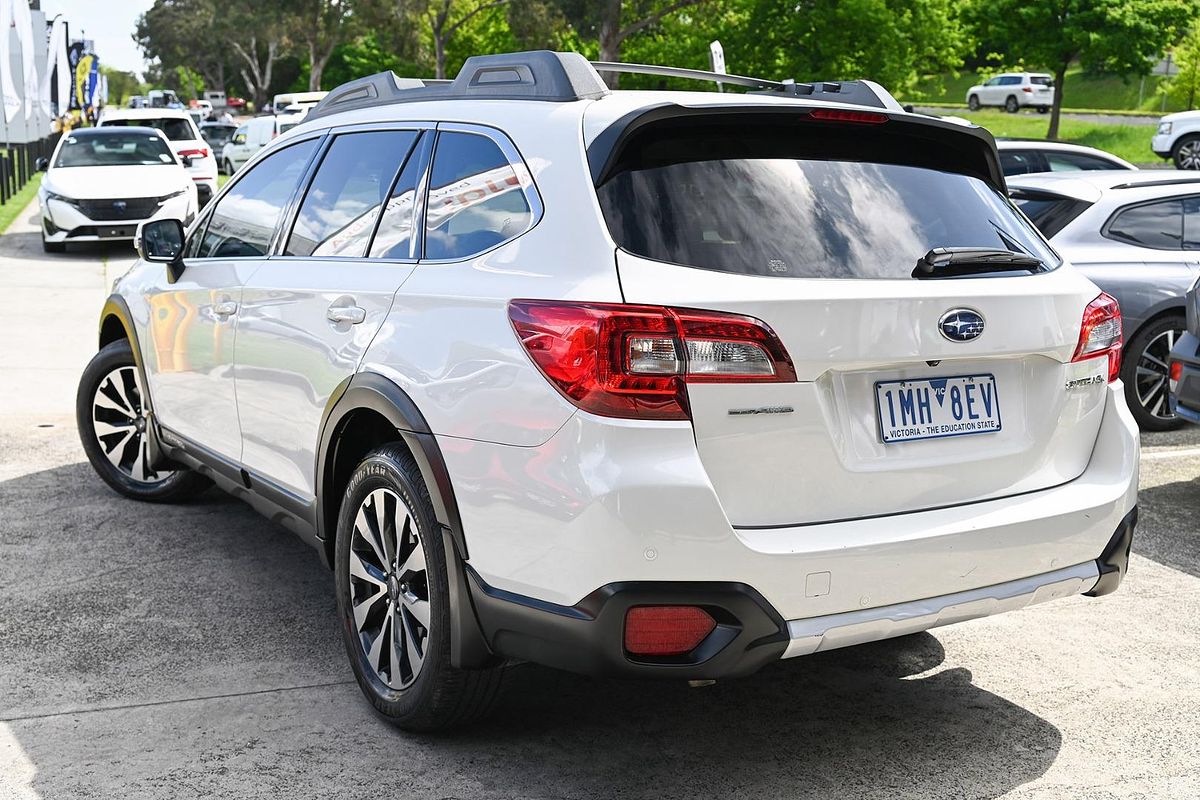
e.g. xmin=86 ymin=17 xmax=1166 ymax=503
xmin=10 ymin=0 xmax=34 ymax=119
xmin=0 ymin=0 xmax=19 ymax=123
xmin=39 ymin=15 xmax=66 ymax=117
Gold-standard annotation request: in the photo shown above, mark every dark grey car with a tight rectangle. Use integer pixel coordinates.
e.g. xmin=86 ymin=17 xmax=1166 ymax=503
xmin=1169 ymin=276 xmax=1200 ymax=423
xmin=1009 ymin=170 xmax=1200 ymax=431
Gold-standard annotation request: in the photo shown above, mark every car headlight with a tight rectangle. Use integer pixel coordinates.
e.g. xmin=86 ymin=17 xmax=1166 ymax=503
xmin=159 ymin=188 xmax=189 ymax=202
xmin=1158 ymin=121 xmax=1173 ymax=135
xmin=44 ymin=191 xmax=79 ymax=206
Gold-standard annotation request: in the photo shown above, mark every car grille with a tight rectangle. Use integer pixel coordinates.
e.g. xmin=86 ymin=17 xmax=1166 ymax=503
xmin=76 ymin=197 xmax=163 ymax=221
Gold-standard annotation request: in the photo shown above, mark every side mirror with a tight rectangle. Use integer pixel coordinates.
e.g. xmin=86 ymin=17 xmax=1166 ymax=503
xmin=232 ymin=134 xmax=246 ymax=145
xmin=136 ymin=218 xmax=186 ymax=280
xmin=34 ymin=157 xmax=48 ymax=172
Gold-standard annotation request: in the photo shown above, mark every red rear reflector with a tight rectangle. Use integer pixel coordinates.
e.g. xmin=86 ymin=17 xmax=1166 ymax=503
xmin=808 ymin=109 xmax=889 ymax=124
xmin=624 ymin=606 xmax=716 ymax=656
xmin=1170 ymin=361 xmax=1183 ymax=382
xmin=1072 ymin=292 xmax=1122 ymax=383
xmin=509 ymin=301 xmax=796 ymax=421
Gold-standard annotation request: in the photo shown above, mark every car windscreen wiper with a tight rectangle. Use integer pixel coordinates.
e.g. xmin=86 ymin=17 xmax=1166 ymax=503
xmin=913 ymin=247 xmax=1044 ymax=279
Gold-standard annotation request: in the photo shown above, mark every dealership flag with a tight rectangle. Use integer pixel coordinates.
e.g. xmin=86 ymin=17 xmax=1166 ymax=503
xmin=39 ymin=15 xmax=67 ymax=117
xmin=0 ymin=0 xmax=19 ymax=123
xmin=10 ymin=0 xmax=33 ymax=118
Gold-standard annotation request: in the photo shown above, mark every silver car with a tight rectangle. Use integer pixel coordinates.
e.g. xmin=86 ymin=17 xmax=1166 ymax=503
xmin=1009 ymin=170 xmax=1200 ymax=430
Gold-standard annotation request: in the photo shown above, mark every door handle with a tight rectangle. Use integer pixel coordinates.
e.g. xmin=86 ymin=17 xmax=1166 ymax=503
xmin=326 ymin=304 xmax=366 ymax=325
xmin=213 ymin=300 xmax=238 ymax=317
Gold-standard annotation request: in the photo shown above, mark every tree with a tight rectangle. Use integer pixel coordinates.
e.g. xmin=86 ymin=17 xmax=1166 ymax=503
xmin=224 ymin=0 xmax=294 ymax=110
xmin=135 ymin=0 xmax=230 ymax=94
xmin=1161 ymin=32 xmax=1200 ymax=111
xmin=967 ymin=0 xmax=1193 ymax=139
xmin=291 ymin=0 xmax=362 ymax=90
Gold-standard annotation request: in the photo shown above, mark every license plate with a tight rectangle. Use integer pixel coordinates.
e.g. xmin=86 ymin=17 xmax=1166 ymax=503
xmin=875 ymin=374 xmax=1001 ymax=444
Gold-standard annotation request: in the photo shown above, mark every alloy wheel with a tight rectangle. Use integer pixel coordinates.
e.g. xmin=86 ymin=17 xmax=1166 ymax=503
xmin=1178 ymin=140 xmax=1200 ymax=169
xmin=92 ymin=365 xmax=173 ymax=485
xmin=348 ymin=487 xmax=431 ymax=690
xmin=1135 ymin=328 xmax=1181 ymax=421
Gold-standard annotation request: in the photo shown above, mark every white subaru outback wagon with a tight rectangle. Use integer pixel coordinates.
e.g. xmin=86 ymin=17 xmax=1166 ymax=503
xmin=78 ymin=51 xmax=1139 ymax=731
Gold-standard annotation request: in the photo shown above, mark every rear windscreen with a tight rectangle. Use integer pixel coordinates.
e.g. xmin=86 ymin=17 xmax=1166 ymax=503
xmin=1011 ymin=190 xmax=1092 ymax=238
xmin=595 ymin=118 xmax=1059 ymax=279
xmin=1029 ymin=76 xmax=1054 ymax=86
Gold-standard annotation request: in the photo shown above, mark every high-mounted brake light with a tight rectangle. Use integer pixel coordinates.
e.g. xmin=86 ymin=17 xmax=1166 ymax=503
xmin=807 ymin=109 xmax=889 ymax=124
xmin=1072 ymin=292 xmax=1122 ymax=383
xmin=508 ymin=300 xmax=796 ymax=421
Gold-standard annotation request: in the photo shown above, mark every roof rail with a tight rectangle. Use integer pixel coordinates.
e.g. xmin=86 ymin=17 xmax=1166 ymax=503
xmin=1110 ymin=177 xmax=1200 ymax=190
xmin=306 ymin=49 xmax=902 ymax=121
xmin=589 ymin=61 xmax=902 ymax=110
xmin=307 ymin=50 xmax=609 ymax=121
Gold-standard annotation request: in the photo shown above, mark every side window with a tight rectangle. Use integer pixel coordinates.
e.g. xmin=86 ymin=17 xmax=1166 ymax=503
xmin=985 ymin=78 xmax=1000 ymax=87
xmin=285 ymin=130 xmax=419 ymax=258
xmin=1046 ymin=152 xmax=1120 ymax=171
xmin=197 ymin=139 xmax=318 ymax=258
xmin=424 ymin=131 xmax=534 ymax=261
xmin=1106 ymin=199 xmax=1183 ymax=249
xmin=1183 ymin=197 xmax=1200 ymax=250
xmin=369 ymin=135 xmax=427 ymax=259
xmin=1001 ymin=76 xmax=1022 ymax=86
xmin=183 ymin=216 xmax=208 ymax=258
xmin=999 ymin=150 xmax=1044 ymax=176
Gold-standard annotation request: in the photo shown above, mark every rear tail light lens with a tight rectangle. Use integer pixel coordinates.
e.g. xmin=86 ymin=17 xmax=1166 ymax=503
xmin=1022 ymin=86 xmax=1033 ymax=93
xmin=624 ymin=606 xmax=716 ymax=656
xmin=178 ymin=148 xmax=208 ymax=159
xmin=1072 ymin=292 xmax=1122 ymax=382
xmin=1170 ymin=360 xmax=1183 ymax=394
xmin=509 ymin=300 xmax=796 ymax=420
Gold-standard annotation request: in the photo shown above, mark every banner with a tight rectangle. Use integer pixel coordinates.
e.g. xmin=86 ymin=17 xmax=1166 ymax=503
xmin=10 ymin=0 xmax=35 ymax=118
xmin=67 ymin=41 xmax=83 ymax=110
xmin=0 ymin=0 xmax=19 ymax=122
xmin=75 ymin=52 xmax=92 ymax=111
xmin=39 ymin=16 xmax=68 ymax=117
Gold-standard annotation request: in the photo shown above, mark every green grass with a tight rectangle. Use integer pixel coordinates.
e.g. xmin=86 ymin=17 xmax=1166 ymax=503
xmin=217 ymin=173 xmax=230 ymax=189
xmin=0 ymin=173 xmax=41 ymax=233
xmin=904 ymin=67 xmax=1180 ymax=114
xmin=963 ymin=109 xmax=1159 ymax=165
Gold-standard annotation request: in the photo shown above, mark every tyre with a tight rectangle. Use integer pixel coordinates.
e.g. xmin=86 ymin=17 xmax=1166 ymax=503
xmin=334 ymin=443 xmax=503 ymax=731
xmin=967 ymin=94 xmax=981 ymax=111
xmin=1121 ymin=315 xmax=1187 ymax=432
xmin=1004 ymin=95 xmax=1019 ymax=113
xmin=223 ymin=158 xmax=234 ymax=175
xmin=76 ymin=339 xmax=211 ymax=502
xmin=1173 ymin=136 xmax=1200 ymax=170
xmin=1037 ymin=105 xmax=1049 ymax=114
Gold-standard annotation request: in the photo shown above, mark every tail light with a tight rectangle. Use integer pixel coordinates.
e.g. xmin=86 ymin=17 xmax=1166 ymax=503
xmin=178 ymin=148 xmax=208 ymax=159
xmin=1072 ymin=292 xmax=1122 ymax=382
xmin=1022 ymin=86 xmax=1033 ymax=93
xmin=1170 ymin=360 xmax=1183 ymax=395
xmin=509 ymin=300 xmax=796 ymax=421
xmin=624 ymin=606 xmax=716 ymax=656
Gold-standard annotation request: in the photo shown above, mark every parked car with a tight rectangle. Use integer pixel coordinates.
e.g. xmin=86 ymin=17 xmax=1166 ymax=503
xmin=1151 ymin=110 xmax=1200 ymax=169
xmin=34 ymin=127 xmax=197 ymax=252
xmin=98 ymin=108 xmax=219 ymax=207
xmin=225 ymin=96 xmax=246 ymax=109
xmin=127 ymin=95 xmax=147 ymax=109
xmin=997 ymin=140 xmax=1136 ymax=177
xmin=80 ymin=52 xmax=1137 ymax=731
xmin=1168 ymin=275 xmax=1200 ymax=422
xmin=966 ymin=73 xmax=1055 ymax=113
xmin=199 ymin=121 xmax=238 ymax=163
xmin=271 ymin=91 xmax=327 ymax=115
xmin=1009 ymin=170 xmax=1200 ymax=429
xmin=220 ymin=113 xmax=304 ymax=174
xmin=147 ymin=89 xmax=182 ymax=109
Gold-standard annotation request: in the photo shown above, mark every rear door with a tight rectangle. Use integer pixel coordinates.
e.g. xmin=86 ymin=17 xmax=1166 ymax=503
xmin=594 ymin=111 xmax=1110 ymax=527
xmin=233 ymin=125 xmax=430 ymax=497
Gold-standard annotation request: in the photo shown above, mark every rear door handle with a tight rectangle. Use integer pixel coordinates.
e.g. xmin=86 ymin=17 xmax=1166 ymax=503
xmin=326 ymin=304 xmax=366 ymax=325
xmin=213 ymin=300 xmax=238 ymax=317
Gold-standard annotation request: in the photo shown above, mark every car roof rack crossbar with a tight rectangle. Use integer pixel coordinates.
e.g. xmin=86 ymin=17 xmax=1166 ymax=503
xmin=307 ymin=51 xmax=610 ymax=121
xmin=306 ymin=49 xmax=902 ymax=121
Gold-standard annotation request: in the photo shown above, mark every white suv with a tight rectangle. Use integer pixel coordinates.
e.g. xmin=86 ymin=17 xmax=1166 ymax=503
xmin=1152 ymin=110 xmax=1200 ymax=169
xmin=966 ymin=72 xmax=1055 ymax=113
xmin=78 ymin=51 xmax=1139 ymax=731
xmin=98 ymin=107 xmax=219 ymax=207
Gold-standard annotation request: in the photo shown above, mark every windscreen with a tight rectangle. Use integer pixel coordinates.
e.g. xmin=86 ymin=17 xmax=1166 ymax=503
xmin=55 ymin=133 xmax=176 ymax=168
xmin=1030 ymin=76 xmax=1054 ymax=87
xmin=596 ymin=120 xmax=1059 ymax=279
xmin=103 ymin=116 xmax=195 ymax=141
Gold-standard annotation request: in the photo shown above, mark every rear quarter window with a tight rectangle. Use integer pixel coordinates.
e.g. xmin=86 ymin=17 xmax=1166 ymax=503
xmin=1104 ymin=199 xmax=1183 ymax=249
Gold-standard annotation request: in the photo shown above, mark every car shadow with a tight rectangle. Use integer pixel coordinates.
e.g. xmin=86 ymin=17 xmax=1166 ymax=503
xmin=1135 ymin=475 xmax=1200 ymax=578
xmin=0 ymin=207 xmax=139 ymax=262
xmin=1 ymin=462 xmax=1062 ymax=799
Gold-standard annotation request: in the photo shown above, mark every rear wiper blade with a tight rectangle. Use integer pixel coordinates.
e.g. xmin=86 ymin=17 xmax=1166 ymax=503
xmin=913 ymin=247 xmax=1043 ymax=279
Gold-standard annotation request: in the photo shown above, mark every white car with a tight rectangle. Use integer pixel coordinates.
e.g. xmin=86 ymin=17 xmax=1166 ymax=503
xmin=35 ymin=126 xmax=197 ymax=253
xmin=97 ymin=107 xmax=218 ymax=207
xmin=966 ymin=72 xmax=1055 ymax=113
xmin=79 ymin=52 xmax=1138 ymax=731
xmin=1151 ymin=110 xmax=1200 ymax=169
xmin=997 ymin=140 xmax=1136 ymax=176
xmin=220 ymin=113 xmax=305 ymax=174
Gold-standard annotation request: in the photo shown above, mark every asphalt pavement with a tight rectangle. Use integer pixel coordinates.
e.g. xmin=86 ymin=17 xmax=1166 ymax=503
xmin=1 ymin=203 xmax=1199 ymax=799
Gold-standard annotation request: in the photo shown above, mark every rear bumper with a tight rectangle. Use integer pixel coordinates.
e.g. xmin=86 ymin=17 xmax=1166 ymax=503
xmin=1169 ymin=330 xmax=1200 ymax=422
xmin=449 ymin=383 xmax=1139 ymax=676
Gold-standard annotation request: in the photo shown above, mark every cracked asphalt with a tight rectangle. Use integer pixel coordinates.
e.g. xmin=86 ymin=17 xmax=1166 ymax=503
xmin=1 ymin=203 xmax=1198 ymax=799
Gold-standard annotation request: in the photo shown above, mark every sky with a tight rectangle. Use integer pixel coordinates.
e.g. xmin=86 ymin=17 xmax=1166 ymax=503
xmin=39 ymin=0 xmax=154 ymax=77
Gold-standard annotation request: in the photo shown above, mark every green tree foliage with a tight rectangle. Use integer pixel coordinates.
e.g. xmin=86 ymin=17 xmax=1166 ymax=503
xmin=1161 ymin=31 xmax=1200 ymax=111
xmin=101 ymin=67 xmax=146 ymax=106
xmin=967 ymin=0 xmax=1193 ymax=139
